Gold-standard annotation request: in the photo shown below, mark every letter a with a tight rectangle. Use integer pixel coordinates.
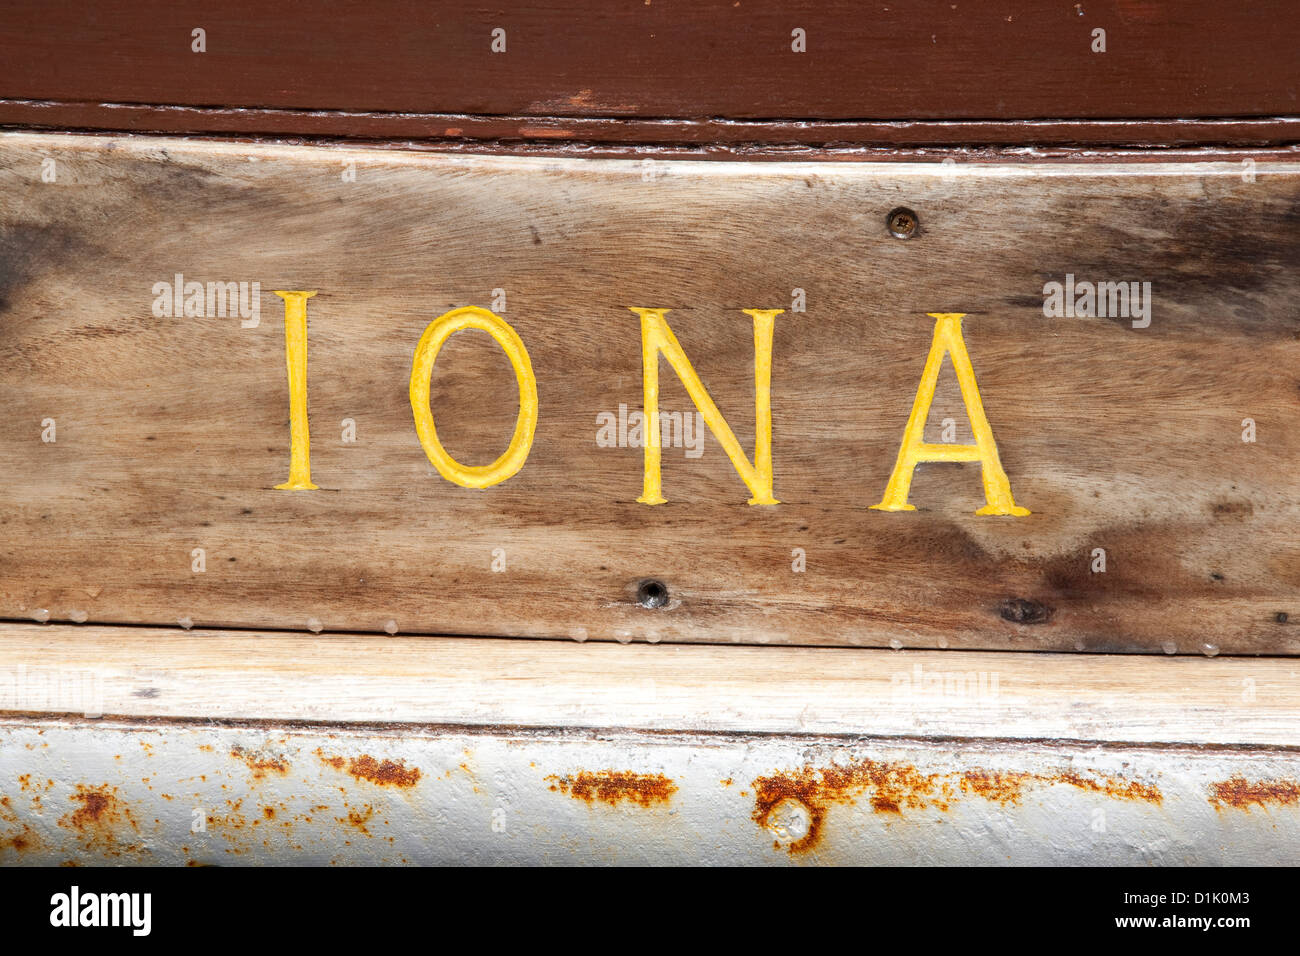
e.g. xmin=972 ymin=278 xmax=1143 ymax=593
xmin=630 ymin=308 xmax=781 ymax=505
xmin=871 ymin=313 xmax=1028 ymax=516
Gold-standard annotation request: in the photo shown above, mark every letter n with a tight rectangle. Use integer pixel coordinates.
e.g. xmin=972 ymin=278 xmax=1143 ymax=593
xmin=630 ymin=308 xmax=781 ymax=505
xmin=871 ymin=313 xmax=1028 ymax=516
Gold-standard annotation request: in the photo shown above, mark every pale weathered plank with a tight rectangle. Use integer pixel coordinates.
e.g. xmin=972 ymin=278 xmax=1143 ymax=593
xmin=0 ymin=624 xmax=1296 ymax=745
xmin=1 ymin=133 xmax=1298 ymax=652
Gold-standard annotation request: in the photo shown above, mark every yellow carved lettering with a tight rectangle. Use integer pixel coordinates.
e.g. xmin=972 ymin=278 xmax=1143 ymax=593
xmin=871 ymin=313 xmax=1028 ymax=516
xmin=274 ymin=290 xmax=318 ymax=490
xmin=409 ymin=306 xmax=538 ymax=488
xmin=631 ymin=307 xmax=781 ymax=506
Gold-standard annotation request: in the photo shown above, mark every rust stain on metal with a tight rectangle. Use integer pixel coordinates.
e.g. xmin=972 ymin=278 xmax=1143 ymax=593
xmin=752 ymin=760 xmax=946 ymax=854
xmin=1209 ymin=775 xmax=1300 ymax=810
xmin=1056 ymin=771 xmax=1162 ymax=804
xmin=752 ymin=774 xmax=836 ymax=854
xmin=230 ymin=745 xmax=290 ymax=780
xmin=14 ymin=775 xmax=52 ymax=818
xmin=958 ymin=771 xmax=1030 ymax=805
xmin=205 ymin=798 xmax=253 ymax=854
xmin=0 ymin=794 xmax=41 ymax=857
xmin=315 ymin=749 xmax=420 ymax=787
xmin=959 ymin=770 xmax=1162 ymax=806
xmin=754 ymin=761 xmax=1162 ymax=854
xmin=347 ymin=755 xmax=421 ymax=788
xmin=547 ymin=771 xmax=677 ymax=808
xmin=339 ymin=803 xmax=376 ymax=836
xmin=60 ymin=784 xmax=135 ymax=831
xmin=1 ymin=827 xmax=38 ymax=854
xmin=57 ymin=784 xmax=143 ymax=857
xmin=315 ymin=748 xmax=346 ymax=771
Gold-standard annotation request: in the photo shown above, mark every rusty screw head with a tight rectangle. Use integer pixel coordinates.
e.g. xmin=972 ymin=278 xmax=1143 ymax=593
xmin=636 ymin=579 xmax=669 ymax=609
xmin=887 ymin=206 xmax=919 ymax=239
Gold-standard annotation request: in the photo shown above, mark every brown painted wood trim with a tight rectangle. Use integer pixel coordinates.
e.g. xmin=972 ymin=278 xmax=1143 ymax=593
xmin=1 ymin=1 xmax=1296 ymax=122
xmin=1 ymin=100 xmax=1298 ymax=151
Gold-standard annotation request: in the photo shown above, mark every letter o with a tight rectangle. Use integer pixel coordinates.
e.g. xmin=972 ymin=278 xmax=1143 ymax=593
xmin=409 ymin=306 xmax=538 ymax=488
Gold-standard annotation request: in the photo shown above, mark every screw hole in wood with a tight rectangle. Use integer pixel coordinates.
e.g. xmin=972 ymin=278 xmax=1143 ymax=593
xmin=636 ymin=579 xmax=669 ymax=609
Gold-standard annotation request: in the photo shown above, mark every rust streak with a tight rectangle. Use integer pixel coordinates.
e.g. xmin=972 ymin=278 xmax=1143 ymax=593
xmin=960 ymin=770 xmax=1162 ymax=807
xmin=959 ymin=771 xmax=1031 ymax=805
xmin=1209 ymin=775 xmax=1300 ymax=811
xmin=1057 ymin=771 xmax=1162 ymax=804
xmin=753 ymin=762 xmax=1162 ymax=855
xmin=230 ymin=745 xmax=290 ymax=780
xmin=316 ymin=749 xmax=420 ymax=787
xmin=547 ymin=771 xmax=676 ymax=808
xmin=347 ymin=755 xmax=421 ymax=788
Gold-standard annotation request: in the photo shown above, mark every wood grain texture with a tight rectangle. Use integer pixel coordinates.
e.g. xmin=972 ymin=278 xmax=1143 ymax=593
xmin=2 ymin=624 xmax=1298 ymax=745
xmin=1 ymin=132 xmax=1298 ymax=653
xmin=0 ymin=1 xmax=1296 ymax=122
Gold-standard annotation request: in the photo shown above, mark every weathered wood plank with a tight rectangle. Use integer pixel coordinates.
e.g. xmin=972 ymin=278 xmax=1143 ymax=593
xmin=2 ymin=624 xmax=1298 ymax=746
xmin=1 ymin=133 xmax=1298 ymax=652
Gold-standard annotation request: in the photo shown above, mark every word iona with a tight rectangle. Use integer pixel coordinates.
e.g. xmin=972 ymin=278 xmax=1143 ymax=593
xmin=267 ymin=294 xmax=1029 ymax=516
